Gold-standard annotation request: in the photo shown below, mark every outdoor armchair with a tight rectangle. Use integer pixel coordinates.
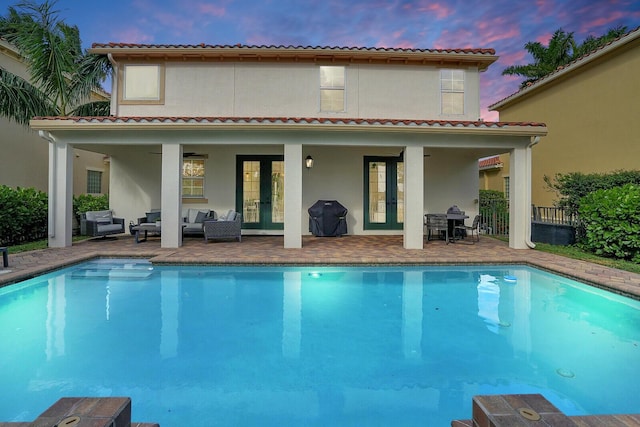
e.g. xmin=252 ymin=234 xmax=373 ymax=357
xmin=203 ymin=210 xmax=242 ymax=242
xmin=81 ymin=210 xmax=125 ymax=238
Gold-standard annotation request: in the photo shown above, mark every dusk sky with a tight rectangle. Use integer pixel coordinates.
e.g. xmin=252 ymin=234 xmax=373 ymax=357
xmin=35 ymin=0 xmax=640 ymax=120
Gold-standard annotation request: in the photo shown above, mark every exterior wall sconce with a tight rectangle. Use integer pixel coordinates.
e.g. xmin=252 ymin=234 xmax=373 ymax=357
xmin=305 ymin=155 xmax=314 ymax=169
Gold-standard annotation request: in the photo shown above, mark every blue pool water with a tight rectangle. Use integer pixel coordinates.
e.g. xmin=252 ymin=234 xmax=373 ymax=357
xmin=0 ymin=260 xmax=638 ymax=426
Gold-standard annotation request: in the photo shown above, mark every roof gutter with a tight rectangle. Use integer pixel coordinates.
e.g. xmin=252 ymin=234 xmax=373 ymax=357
xmin=39 ymin=131 xmax=57 ymax=238
xmin=525 ymin=136 xmax=540 ymax=249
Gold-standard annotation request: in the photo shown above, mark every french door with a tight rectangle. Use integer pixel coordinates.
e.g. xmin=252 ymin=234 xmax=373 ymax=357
xmin=236 ymin=155 xmax=284 ymax=230
xmin=364 ymin=156 xmax=404 ymax=230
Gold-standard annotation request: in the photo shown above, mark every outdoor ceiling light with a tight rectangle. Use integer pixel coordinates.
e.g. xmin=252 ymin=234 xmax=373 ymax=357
xmin=305 ymin=155 xmax=314 ymax=169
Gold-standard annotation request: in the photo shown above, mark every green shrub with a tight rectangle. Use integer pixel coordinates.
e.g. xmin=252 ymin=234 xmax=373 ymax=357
xmin=544 ymin=170 xmax=640 ymax=215
xmin=73 ymin=193 xmax=109 ymax=217
xmin=578 ymin=184 xmax=640 ymax=262
xmin=0 ymin=185 xmax=48 ymax=246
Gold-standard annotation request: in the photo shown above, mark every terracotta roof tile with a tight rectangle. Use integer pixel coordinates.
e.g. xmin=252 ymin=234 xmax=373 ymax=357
xmin=478 ymin=156 xmax=503 ymax=169
xmin=91 ymin=42 xmax=496 ymax=56
xmin=33 ymin=116 xmax=546 ymax=129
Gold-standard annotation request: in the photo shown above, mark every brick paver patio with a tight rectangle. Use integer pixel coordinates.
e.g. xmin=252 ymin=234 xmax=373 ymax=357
xmin=1 ymin=234 xmax=639 ymax=298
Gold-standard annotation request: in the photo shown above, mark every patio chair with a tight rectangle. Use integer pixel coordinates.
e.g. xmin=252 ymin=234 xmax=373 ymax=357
xmin=425 ymin=213 xmax=449 ymax=243
xmin=203 ymin=210 xmax=242 ymax=242
xmin=80 ymin=210 xmax=125 ymax=238
xmin=454 ymin=214 xmax=481 ymax=243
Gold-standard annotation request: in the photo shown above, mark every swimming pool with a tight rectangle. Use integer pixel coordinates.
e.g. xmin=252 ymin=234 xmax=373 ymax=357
xmin=0 ymin=260 xmax=638 ymax=426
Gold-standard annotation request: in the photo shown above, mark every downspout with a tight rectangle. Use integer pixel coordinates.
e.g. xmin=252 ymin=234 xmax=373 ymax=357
xmin=107 ymin=54 xmax=119 ymax=116
xmin=525 ymin=136 xmax=540 ymax=249
xmin=40 ymin=130 xmax=57 ymax=238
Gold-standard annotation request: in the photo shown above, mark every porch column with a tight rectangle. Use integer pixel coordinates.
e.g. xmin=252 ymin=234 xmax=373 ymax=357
xmin=284 ymin=143 xmax=303 ymax=248
xmin=47 ymin=137 xmax=73 ymax=248
xmin=509 ymin=145 xmax=529 ymax=249
xmin=161 ymin=143 xmax=183 ymax=248
xmin=403 ymin=145 xmax=424 ymax=249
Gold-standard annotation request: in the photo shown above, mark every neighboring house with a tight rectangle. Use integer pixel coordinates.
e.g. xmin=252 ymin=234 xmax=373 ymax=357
xmin=478 ymin=155 xmax=508 ymax=195
xmin=489 ymin=27 xmax=640 ymax=207
xmin=31 ymin=43 xmax=546 ymax=249
xmin=0 ymin=38 xmax=110 ymax=196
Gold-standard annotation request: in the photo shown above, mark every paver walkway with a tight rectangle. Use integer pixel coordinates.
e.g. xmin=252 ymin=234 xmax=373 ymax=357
xmin=1 ymin=234 xmax=639 ymax=298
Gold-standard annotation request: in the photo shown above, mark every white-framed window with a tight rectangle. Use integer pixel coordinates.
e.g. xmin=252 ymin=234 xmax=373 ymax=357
xmin=120 ymin=64 xmax=164 ymax=104
xmin=504 ymin=176 xmax=510 ymax=200
xmin=182 ymin=158 xmax=205 ymax=198
xmin=320 ymin=66 xmax=345 ymax=112
xmin=86 ymin=169 xmax=102 ymax=194
xmin=440 ymin=69 xmax=465 ymax=115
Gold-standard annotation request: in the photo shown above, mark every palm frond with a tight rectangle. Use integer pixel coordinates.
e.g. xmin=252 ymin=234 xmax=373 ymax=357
xmin=0 ymin=67 xmax=59 ymax=126
xmin=70 ymin=100 xmax=110 ymax=117
xmin=69 ymin=53 xmax=112 ymax=107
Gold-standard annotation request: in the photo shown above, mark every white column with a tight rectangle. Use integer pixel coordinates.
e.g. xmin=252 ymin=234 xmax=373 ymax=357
xmin=403 ymin=145 xmax=424 ymax=249
xmin=161 ymin=144 xmax=183 ymax=248
xmin=48 ymin=139 xmax=73 ymax=248
xmin=284 ymin=143 xmax=303 ymax=248
xmin=509 ymin=146 xmax=529 ymax=249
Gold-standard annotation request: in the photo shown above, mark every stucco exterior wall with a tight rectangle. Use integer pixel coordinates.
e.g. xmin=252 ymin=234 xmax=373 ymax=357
xmin=108 ymin=144 xmax=479 ymax=235
xmin=116 ymin=62 xmax=481 ymax=121
xmin=494 ymin=38 xmax=640 ymax=206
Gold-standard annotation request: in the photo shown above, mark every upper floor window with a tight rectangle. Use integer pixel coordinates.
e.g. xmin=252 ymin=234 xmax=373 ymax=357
xmin=320 ymin=66 xmax=345 ymax=112
xmin=440 ymin=69 xmax=464 ymax=115
xmin=120 ymin=64 xmax=164 ymax=104
xmin=182 ymin=158 xmax=205 ymax=198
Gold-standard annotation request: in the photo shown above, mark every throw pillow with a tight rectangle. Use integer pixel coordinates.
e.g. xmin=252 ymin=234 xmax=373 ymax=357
xmin=195 ymin=211 xmax=207 ymax=223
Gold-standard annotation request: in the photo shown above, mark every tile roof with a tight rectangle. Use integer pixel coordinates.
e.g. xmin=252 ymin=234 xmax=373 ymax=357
xmin=32 ymin=116 xmax=546 ymax=129
xmin=490 ymin=26 xmax=640 ymax=110
xmin=478 ymin=155 xmax=503 ymax=169
xmin=91 ymin=42 xmax=496 ymax=56
xmin=89 ymin=43 xmax=498 ymax=70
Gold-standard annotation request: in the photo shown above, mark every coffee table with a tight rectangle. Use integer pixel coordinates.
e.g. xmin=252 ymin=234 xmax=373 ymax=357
xmin=131 ymin=223 xmax=161 ymax=243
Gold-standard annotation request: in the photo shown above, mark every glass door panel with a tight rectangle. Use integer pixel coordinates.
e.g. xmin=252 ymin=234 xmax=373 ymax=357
xmin=364 ymin=156 xmax=403 ymax=230
xmin=242 ymin=161 xmax=261 ymax=224
xmin=237 ymin=156 xmax=284 ymax=230
xmin=271 ymin=161 xmax=285 ymax=224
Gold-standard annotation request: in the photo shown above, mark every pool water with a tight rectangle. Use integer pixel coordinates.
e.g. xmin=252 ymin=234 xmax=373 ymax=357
xmin=0 ymin=260 xmax=638 ymax=426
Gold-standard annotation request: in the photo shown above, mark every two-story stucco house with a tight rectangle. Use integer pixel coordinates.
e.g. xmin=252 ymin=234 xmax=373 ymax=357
xmin=0 ymin=38 xmax=110 ymax=196
xmin=30 ymin=43 xmax=546 ymax=250
xmin=489 ymin=27 xmax=640 ymax=207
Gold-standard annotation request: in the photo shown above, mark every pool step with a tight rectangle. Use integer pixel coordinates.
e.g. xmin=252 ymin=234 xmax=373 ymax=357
xmin=71 ymin=259 xmax=154 ymax=280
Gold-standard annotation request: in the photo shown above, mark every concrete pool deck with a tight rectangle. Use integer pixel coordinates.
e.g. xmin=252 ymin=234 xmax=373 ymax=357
xmin=1 ymin=234 xmax=639 ymax=299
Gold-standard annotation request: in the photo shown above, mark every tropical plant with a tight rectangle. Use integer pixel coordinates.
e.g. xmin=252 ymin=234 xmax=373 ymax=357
xmin=0 ymin=0 xmax=111 ymax=126
xmin=503 ymin=26 xmax=628 ymax=88
xmin=578 ymin=184 xmax=640 ymax=263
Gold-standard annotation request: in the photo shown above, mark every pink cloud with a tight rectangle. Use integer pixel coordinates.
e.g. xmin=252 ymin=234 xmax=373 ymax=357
xmin=115 ymin=27 xmax=155 ymax=44
xmin=412 ymin=2 xmax=454 ymax=20
xmin=196 ymin=3 xmax=226 ymax=17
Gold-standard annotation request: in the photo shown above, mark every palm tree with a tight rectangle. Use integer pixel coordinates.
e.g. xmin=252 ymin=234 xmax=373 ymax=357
xmin=503 ymin=26 xmax=628 ymax=88
xmin=0 ymin=0 xmax=111 ymax=126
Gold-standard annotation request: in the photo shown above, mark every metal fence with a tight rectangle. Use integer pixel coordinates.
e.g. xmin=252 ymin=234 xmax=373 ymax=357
xmin=531 ymin=205 xmax=579 ymax=226
xmin=479 ymin=200 xmax=509 ymax=237
xmin=478 ymin=202 xmax=577 ymax=237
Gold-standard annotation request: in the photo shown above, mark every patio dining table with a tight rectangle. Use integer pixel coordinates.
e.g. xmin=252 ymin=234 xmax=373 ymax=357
xmin=447 ymin=213 xmax=469 ymax=242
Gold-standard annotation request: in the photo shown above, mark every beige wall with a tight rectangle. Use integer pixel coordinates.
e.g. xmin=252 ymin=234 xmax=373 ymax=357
xmin=494 ymin=37 xmax=640 ymax=206
xmin=116 ymin=62 xmax=482 ymax=121
xmin=108 ymin=144 xmax=480 ymax=234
